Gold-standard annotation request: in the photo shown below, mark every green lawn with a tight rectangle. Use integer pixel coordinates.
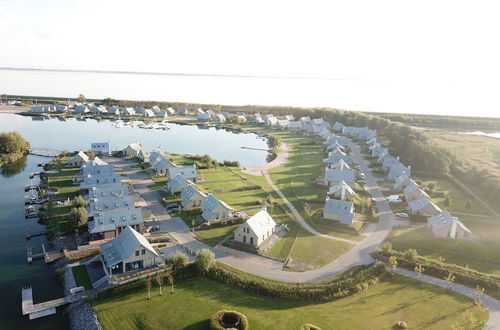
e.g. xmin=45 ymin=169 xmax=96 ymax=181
xmin=71 ymin=265 xmax=92 ymax=290
xmin=92 ymin=276 xmax=487 ymax=330
xmin=387 ymin=225 xmax=500 ymax=275
xmin=195 ymin=224 xmax=239 ymax=247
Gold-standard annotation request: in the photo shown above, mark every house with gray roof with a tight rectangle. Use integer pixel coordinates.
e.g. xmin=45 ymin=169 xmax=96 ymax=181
xmin=177 ymin=107 xmax=188 ymax=116
xmin=74 ymin=105 xmax=90 ymax=113
xmin=181 ymin=184 xmax=207 ymax=209
xmin=324 ymin=135 xmax=349 ymax=147
xmin=324 ymin=169 xmax=355 ymax=185
xmin=108 ymin=107 xmax=120 ymax=115
xmin=87 ymin=195 xmax=135 ymax=218
xmin=123 ymin=107 xmax=135 ymax=116
xmin=84 ymin=184 xmax=130 ymax=200
xmin=388 ymin=162 xmax=411 ymax=181
xmin=82 ymin=160 xmax=113 ymax=177
xmin=167 ymin=174 xmax=193 ymax=194
xmin=122 ymin=142 xmax=142 ymax=157
xmin=285 ymin=114 xmax=295 ymax=121
xmin=323 ymin=153 xmax=353 ymax=165
xmin=68 ymin=151 xmax=90 ymax=167
xmin=408 ymin=195 xmax=441 ymax=216
xmin=167 ymin=165 xmax=198 ymax=181
xmin=233 ymin=207 xmax=276 ymax=248
xmin=144 ymin=109 xmax=155 ymax=118
xmin=80 ymin=174 xmax=122 ymax=189
xmin=330 ymin=159 xmax=351 ymax=170
xmin=287 ymin=121 xmax=303 ymax=130
xmin=427 ymin=211 xmax=472 ymax=240
xmin=393 ymin=174 xmax=414 ymax=191
xmin=328 ymin=181 xmax=356 ymax=201
xmin=166 ymin=107 xmax=176 ymax=115
xmin=100 ymin=226 xmax=160 ymax=274
xmin=134 ymin=106 xmax=145 ymax=114
xmin=404 ymin=182 xmax=429 ymax=202
xmin=201 ymin=193 xmax=234 ymax=223
xmin=323 ymin=197 xmax=355 ymax=225
xmin=333 ymin=122 xmax=344 ymax=132
xmin=152 ymin=155 xmax=175 ymax=176
xmin=88 ymin=207 xmax=144 ymax=240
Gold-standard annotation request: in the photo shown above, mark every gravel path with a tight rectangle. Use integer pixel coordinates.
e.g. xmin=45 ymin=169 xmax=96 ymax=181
xmin=241 ymin=142 xmax=289 ymax=176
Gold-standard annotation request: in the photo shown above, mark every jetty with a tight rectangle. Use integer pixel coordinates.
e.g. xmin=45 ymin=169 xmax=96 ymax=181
xmin=29 ymin=148 xmax=63 ymax=157
xmin=26 ymin=242 xmax=64 ymax=264
xmin=22 ymin=286 xmax=86 ymax=320
xmin=26 ymin=230 xmax=47 ymax=239
xmin=241 ymin=146 xmax=270 ymax=152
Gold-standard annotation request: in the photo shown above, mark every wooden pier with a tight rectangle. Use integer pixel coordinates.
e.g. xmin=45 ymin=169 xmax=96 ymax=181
xmin=26 ymin=230 xmax=48 ymax=240
xmin=22 ymin=286 xmax=84 ymax=320
xmin=29 ymin=148 xmax=63 ymax=157
xmin=26 ymin=242 xmax=64 ymax=264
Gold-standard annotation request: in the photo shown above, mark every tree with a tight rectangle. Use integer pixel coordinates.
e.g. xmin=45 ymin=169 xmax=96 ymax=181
xmin=268 ymin=135 xmax=282 ymax=150
xmin=465 ymin=199 xmax=472 ymax=210
xmin=444 ymin=196 xmax=451 ymax=207
xmin=444 ymin=271 xmax=456 ymax=291
xmin=403 ymin=248 xmax=418 ymax=262
xmin=71 ymin=195 xmax=88 ymax=208
xmin=155 ymin=274 xmax=163 ymax=296
xmin=167 ymin=273 xmax=175 ymax=294
xmin=70 ymin=207 xmax=88 ymax=229
xmin=0 ymin=131 xmax=30 ymax=154
xmin=414 ymin=264 xmax=425 ymax=278
xmin=77 ymin=94 xmax=86 ymax=103
xmin=196 ymin=248 xmax=215 ymax=275
xmin=381 ymin=241 xmax=393 ymax=254
xmin=146 ymin=277 xmax=152 ymax=300
xmin=168 ymin=251 xmax=188 ymax=271
xmin=388 ymin=255 xmax=398 ymax=274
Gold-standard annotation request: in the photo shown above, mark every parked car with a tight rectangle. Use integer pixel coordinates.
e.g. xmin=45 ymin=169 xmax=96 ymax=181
xmin=371 ymin=198 xmax=377 ymax=204
xmin=387 ymin=195 xmax=402 ymax=203
xmin=167 ymin=208 xmax=179 ymax=214
xmin=359 ymin=173 xmax=365 ymax=179
xmin=395 ymin=212 xmax=409 ymax=218
xmin=166 ymin=203 xmax=178 ymax=210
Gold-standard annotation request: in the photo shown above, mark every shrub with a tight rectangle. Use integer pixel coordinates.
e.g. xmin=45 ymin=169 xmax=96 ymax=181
xmin=465 ymin=199 xmax=472 ymax=209
xmin=210 ymin=310 xmax=249 ymax=330
xmin=196 ymin=249 xmax=215 ymax=275
xmin=403 ymin=248 xmax=418 ymax=262
xmin=397 ymin=321 xmax=408 ymax=329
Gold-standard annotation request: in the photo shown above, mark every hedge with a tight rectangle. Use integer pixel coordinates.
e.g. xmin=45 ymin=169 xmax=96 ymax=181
xmin=377 ymin=251 xmax=500 ymax=299
xmin=206 ymin=261 xmax=387 ymax=302
xmin=210 ymin=310 xmax=249 ymax=330
xmin=96 ymin=263 xmax=197 ymax=299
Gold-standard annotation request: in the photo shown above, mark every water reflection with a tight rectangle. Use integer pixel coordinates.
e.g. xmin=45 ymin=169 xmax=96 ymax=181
xmin=0 ymin=155 xmax=27 ymax=178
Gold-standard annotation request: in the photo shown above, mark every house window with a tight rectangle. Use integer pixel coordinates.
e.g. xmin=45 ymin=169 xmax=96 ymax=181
xmin=243 ymin=235 xmax=246 ymax=243
xmin=135 ymin=250 xmax=139 ymax=256
xmin=142 ymin=249 xmax=145 ymax=255
xmin=250 ymin=237 xmax=254 ymax=245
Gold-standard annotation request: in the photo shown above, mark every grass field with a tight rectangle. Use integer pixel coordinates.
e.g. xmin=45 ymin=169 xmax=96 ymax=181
xmin=387 ymin=225 xmax=500 ymax=275
xmin=71 ymin=265 xmax=92 ymax=290
xmin=92 ymin=276 xmax=487 ymax=330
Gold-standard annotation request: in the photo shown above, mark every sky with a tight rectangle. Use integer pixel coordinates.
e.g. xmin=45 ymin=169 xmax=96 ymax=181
xmin=1 ymin=0 xmax=500 ymax=118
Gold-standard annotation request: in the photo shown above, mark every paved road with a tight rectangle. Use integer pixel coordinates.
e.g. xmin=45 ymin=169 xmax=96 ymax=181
xmin=394 ymin=267 xmax=500 ymax=329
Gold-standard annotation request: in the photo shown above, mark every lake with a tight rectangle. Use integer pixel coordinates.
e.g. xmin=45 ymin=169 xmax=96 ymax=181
xmin=0 ymin=113 xmax=269 ymax=167
xmin=0 ymin=155 xmax=68 ymax=329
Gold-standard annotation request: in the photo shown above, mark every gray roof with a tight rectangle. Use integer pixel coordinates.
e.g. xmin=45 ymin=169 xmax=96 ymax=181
xmin=167 ymin=165 xmax=197 ymax=180
xmin=87 ymin=195 xmax=135 ymax=217
xmin=181 ymin=184 xmax=207 ymax=207
xmin=408 ymin=195 xmax=441 ymax=212
xmin=428 ymin=211 xmax=471 ymax=237
xmin=167 ymin=174 xmax=192 ymax=191
xmin=328 ymin=181 xmax=356 ymax=197
xmin=84 ymin=184 xmax=130 ymax=199
xmin=324 ymin=169 xmax=355 ymax=183
xmin=323 ymin=154 xmax=353 ymax=165
xmin=241 ymin=209 xmax=276 ymax=238
xmin=324 ymin=199 xmax=354 ymax=216
xmin=80 ymin=174 xmax=122 ymax=189
xmin=88 ymin=207 xmax=144 ymax=234
xmin=101 ymin=226 xmax=158 ymax=267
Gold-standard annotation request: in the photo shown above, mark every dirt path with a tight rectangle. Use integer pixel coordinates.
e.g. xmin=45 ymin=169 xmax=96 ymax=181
xmin=241 ymin=142 xmax=289 ymax=176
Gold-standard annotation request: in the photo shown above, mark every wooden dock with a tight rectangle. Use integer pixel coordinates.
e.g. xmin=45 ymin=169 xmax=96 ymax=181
xmin=22 ymin=286 xmax=84 ymax=320
xmin=26 ymin=243 xmax=64 ymax=264
xmin=26 ymin=230 xmax=48 ymax=240
xmin=29 ymin=148 xmax=63 ymax=157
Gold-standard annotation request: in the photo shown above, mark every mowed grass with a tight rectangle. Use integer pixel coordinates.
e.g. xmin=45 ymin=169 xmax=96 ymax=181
xmin=71 ymin=265 xmax=92 ymax=290
xmin=387 ymin=225 xmax=500 ymax=275
xmin=92 ymin=276 xmax=487 ymax=330
xmin=414 ymin=173 xmax=486 ymax=215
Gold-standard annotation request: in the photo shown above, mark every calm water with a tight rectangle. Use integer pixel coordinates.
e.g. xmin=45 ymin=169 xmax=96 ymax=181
xmin=1 ymin=68 xmax=499 ymax=118
xmin=461 ymin=131 xmax=500 ymax=139
xmin=0 ymin=155 xmax=68 ymax=329
xmin=0 ymin=113 xmax=269 ymax=167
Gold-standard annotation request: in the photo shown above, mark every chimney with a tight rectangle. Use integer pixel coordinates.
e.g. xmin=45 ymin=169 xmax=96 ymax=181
xmin=341 ymin=184 xmax=346 ymax=201
xmin=397 ymin=156 xmax=400 ymax=161
xmin=325 ymin=196 xmax=330 ymax=201
xmin=261 ymin=205 xmax=267 ymax=212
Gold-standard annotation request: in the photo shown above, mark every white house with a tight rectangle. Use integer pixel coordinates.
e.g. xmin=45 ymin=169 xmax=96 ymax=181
xmin=287 ymin=121 xmax=303 ymax=130
xmin=122 ymin=142 xmax=142 ymax=157
xmin=427 ymin=211 xmax=472 ymax=240
xmin=68 ymin=151 xmax=90 ymax=167
xmin=201 ymin=193 xmax=234 ymax=222
xmin=166 ymin=165 xmax=198 ymax=181
xmin=324 ymin=169 xmax=356 ymax=185
xmin=152 ymin=155 xmax=175 ymax=176
xmin=404 ymin=183 xmax=429 ymax=202
xmin=233 ymin=207 xmax=276 ymax=248
xmin=100 ymin=226 xmax=159 ymax=274
xmin=327 ymin=181 xmax=356 ymax=201
xmin=323 ymin=197 xmax=355 ymax=225
xmin=166 ymin=174 xmax=193 ymax=194
xmin=151 ymin=105 xmax=161 ymax=114
xmin=91 ymin=142 xmax=111 ymax=156
xmin=394 ymin=174 xmax=414 ymax=191
xmin=408 ymin=196 xmax=442 ymax=216
xmin=177 ymin=107 xmax=188 ymax=116
xmin=180 ymin=184 xmax=207 ymax=209
xmin=108 ymin=107 xmax=120 ymax=116
xmin=144 ymin=109 xmax=155 ymax=118
xmin=123 ymin=107 xmax=136 ymax=116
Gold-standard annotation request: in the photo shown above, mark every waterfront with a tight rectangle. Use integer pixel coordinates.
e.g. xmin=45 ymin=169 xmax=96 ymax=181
xmin=0 ymin=113 xmax=269 ymax=167
xmin=0 ymin=155 xmax=68 ymax=329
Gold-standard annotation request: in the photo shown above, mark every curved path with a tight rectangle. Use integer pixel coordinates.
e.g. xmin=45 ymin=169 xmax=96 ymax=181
xmin=241 ymin=143 xmax=289 ymax=176
xmin=394 ymin=267 xmax=500 ymax=329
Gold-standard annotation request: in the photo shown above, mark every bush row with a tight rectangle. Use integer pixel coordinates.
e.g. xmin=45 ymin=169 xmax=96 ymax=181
xmin=206 ymin=261 xmax=387 ymax=302
xmin=378 ymin=251 xmax=500 ymax=298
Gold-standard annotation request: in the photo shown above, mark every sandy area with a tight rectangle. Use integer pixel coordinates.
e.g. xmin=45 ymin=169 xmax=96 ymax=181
xmin=241 ymin=142 xmax=289 ymax=176
xmin=0 ymin=106 xmax=29 ymax=113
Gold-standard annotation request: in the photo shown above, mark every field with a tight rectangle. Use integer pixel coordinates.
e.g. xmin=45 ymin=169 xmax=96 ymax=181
xmin=92 ymin=276 xmax=487 ymax=330
xmin=387 ymin=225 xmax=500 ymax=275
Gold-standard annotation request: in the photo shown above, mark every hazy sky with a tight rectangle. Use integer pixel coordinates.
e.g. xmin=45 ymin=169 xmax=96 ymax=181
xmin=1 ymin=0 xmax=500 ymax=117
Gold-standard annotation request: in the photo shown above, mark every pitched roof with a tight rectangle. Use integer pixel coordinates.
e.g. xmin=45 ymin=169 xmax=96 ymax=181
xmin=70 ymin=151 xmax=90 ymax=163
xmin=100 ymin=226 xmax=158 ymax=267
xmin=323 ymin=154 xmax=353 ymax=165
xmin=330 ymin=159 xmax=351 ymax=170
xmin=88 ymin=207 xmax=144 ymax=234
xmin=87 ymin=195 xmax=135 ymax=217
xmin=324 ymin=199 xmax=354 ymax=215
xmin=408 ymin=195 xmax=441 ymax=212
xmin=124 ymin=142 xmax=142 ymax=153
xmin=168 ymin=174 xmax=192 ymax=190
xmin=428 ymin=211 xmax=472 ymax=238
xmin=201 ymin=193 xmax=234 ymax=213
xmin=181 ymin=184 xmax=207 ymax=206
xmin=328 ymin=180 xmax=356 ymax=197
xmin=242 ymin=208 xmax=276 ymax=238
xmin=324 ymin=169 xmax=355 ymax=183
xmin=167 ymin=165 xmax=197 ymax=180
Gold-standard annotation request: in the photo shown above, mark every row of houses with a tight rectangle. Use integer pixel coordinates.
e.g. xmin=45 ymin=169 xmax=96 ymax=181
xmin=365 ymin=132 xmax=472 ymax=240
xmin=31 ymin=103 xmax=189 ymax=117
xmin=68 ymin=148 xmax=145 ymax=241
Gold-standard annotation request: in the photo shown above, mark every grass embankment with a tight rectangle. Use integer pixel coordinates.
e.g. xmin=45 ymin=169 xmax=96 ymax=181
xmin=92 ymin=276 xmax=487 ymax=330
xmin=71 ymin=265 xmax=92 ymax=290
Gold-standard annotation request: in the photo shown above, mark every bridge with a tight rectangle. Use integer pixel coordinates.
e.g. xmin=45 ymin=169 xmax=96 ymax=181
xmin=29 ymin=148 xmax=63 ymax=157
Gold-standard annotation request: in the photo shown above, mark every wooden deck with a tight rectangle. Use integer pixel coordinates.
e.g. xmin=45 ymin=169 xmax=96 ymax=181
xmin=22 ymin=286 xmax=86 ymax=320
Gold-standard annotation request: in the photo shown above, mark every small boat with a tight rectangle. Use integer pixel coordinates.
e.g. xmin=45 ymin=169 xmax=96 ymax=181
xmin=25 ymin=206 xmax=38 ymax=218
